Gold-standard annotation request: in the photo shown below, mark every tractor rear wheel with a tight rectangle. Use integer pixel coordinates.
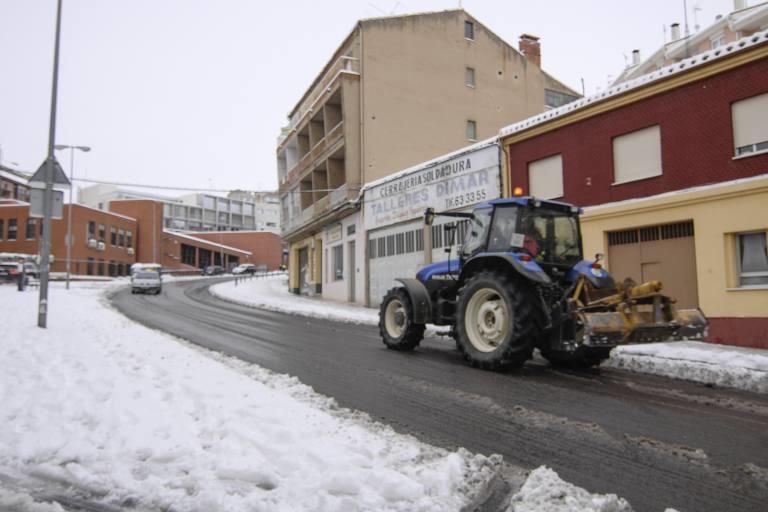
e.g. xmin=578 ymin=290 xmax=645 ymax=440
xmin=379 ymin=287 xmax=425 ymax=351
xmin=455 ymin=270 xmax=538 ymax=370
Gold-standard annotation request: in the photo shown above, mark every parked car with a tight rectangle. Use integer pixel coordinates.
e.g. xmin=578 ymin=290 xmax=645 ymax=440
xmin=131 ymin=271 xmax=162 ymax=295
xmin=232 ymin=263 xmax=256 ymax=275
xmin=0 ymin=262 xmax=28 ymax=285
xmin=23 ymin=262 xmax=39 ymax=279
xmin=202 ymin=265 xmax=226 ymax=276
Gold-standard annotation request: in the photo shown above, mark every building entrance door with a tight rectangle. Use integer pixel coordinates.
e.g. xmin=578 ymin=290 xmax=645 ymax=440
xmin=348 ymin=240 xmax=356 ymax=302
xmin=298 ymin=247 xmax=309 ymax=294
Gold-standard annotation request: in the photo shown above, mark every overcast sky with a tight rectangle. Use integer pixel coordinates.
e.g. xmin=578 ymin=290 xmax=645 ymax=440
xmin=0 ymin=0 xmax=742 ymax=196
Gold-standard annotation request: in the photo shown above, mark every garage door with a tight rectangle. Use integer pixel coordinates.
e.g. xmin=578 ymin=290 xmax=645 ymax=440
xmin=368 ymin=219 xmax=425 ymax=307
xmin=368 ymin=218 xmax=470 ymax=307
xmin=607 ymin=221 xmax=699 ymax=309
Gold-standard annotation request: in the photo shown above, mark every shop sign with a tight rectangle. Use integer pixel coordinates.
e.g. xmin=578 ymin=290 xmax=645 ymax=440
xmin=364 ymin=145 xmax=500 ymax=231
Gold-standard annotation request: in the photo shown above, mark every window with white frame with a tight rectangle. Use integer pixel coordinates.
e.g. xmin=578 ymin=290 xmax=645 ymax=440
xmin=466 ymin=120 xmax=477 ymax=141
xmin=528 ymin=154 xmax=564 ymax=199
xmin=732 ymin=93 xmax=768 ymax=157
xmin=465 ymin=67 xmax=475 ymax=87
xmin=332 ymin=244 xmax=343 ymax=281
xmin=612 ymin=125 xmax=662 ymax=184
xmin=710 ymin=32 xmax=725 ymax=49
xmin=738 ymin=231 xmax=768 ymax=286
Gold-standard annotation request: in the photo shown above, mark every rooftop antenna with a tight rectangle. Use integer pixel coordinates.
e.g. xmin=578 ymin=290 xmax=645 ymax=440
xmin=683 ymin=0 xmax=692 ymax=57
xmin=693 ymin=4 xmax=702 ymax=31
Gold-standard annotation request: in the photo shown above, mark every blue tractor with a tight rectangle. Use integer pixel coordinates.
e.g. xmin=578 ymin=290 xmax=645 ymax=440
xmin=378 ymin=197 xmax=707 ymax=370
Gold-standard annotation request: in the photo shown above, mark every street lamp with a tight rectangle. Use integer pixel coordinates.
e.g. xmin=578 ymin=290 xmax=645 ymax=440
xmin=54 ymin=144 xmax=91 ymax=290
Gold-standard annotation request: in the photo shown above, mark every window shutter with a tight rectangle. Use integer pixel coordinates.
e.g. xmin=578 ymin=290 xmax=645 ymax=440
xmin=528 ymin=154 xmax=563 ymax=199
xmin=732 ymin=93 xmax=768 ymax=150
xmin=613 ymin=125 xmax=662 ymax=184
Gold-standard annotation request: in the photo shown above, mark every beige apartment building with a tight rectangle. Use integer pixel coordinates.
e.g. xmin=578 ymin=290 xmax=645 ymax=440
xmin=277 ymin=9 xmax=579 ymax=295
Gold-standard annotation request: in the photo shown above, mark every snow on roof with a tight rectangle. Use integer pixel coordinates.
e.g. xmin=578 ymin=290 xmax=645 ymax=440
xmin=500 ymin=28 xmax=768 ymax=139
xmin=164 ymin=230 xmax=252 ymax=255
xmin=0 ymin=168 xmax=31 ymax=186
xmin=361 ymin=137 xmax=499 ymax=194
xmin=583 ymin=173 xmax=768 ymax=214
xmin=73 ymin=203 xmax=137 ymax=222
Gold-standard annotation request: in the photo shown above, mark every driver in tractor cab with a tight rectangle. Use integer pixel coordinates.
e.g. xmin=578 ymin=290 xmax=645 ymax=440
xmin=521 ymin=215 xmax=544 ymax=258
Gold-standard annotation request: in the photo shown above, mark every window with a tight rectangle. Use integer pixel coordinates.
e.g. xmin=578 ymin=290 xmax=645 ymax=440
xmin=528 ymin=154 xmax=564 ymax=199
xmin=26 ymin=218 xmax=36 ymax=240
xmin=110 ymin=226 xmax=117 ymax=246
xmin=118 ymin=229 xmax=125 ymax=247
xmin=465 ymin=67 xmax=475 ymax=87
xmin=98 ymin=259 xmax=105 ymax=276
xmin=126 ymin=231 xmax=133 ymax=248
xmin=738 ymin=232 xmax=768 ymax=286
xmin=545 ymin=89 xmax=580 ymax=109
xmin=466 ymin=120 xmax=477 ymax=141
xmin=710 ymin=32 xmax=725 ymax=49
xmin=87 ymin=257 xmax=94 ymax=276
xmin=732 ymin=93 xmax=768 ymax=157
xmin=332 ymin=244 xmax=343 ymax=281
xmin=0 ymin=219 xmax=3 ymax=240
xmin=612 ymin=125 xmax=662 ymax=184
xmin=98 ymin=224 xmax=106 ymax=242
xmin=7 ymin=219 xmax=17 ymax=240
xmin=464 ymin=20 xmax=474 ymax=40
xmin=88 ymin=221 xmax=96 ymax=240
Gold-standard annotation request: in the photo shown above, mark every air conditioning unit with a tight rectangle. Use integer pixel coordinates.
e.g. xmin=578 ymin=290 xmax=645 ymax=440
xmin=127 ymin=247 xmax=135 ymax=255
xmin=97 ymin=242 xmax=106 ymax=251
xmin=87 ymin=238 xmax=98 ymax=248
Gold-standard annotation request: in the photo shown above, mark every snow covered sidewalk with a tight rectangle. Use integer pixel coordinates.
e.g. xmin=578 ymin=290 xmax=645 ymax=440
xmin=0 ymin=281 xmax=637 ymax=511
xmin=211 ymin=275 xmax=768 ymax=394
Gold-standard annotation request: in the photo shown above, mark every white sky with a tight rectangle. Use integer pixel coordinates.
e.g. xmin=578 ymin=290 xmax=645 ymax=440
xmin=0 ymin=0 xmax=742 ymax=196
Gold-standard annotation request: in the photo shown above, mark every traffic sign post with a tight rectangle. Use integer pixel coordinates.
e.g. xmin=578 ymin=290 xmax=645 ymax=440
xmin=30 ymin=0 xmax=65 ymax=329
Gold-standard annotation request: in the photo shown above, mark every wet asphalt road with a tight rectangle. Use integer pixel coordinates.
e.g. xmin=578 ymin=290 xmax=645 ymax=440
xmin=111 ymin=278 xmax=768 ymax=512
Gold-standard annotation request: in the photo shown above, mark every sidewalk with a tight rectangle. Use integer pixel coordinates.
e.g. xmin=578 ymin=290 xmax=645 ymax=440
xmin=211 ymin=275 xmax=768 ymax=394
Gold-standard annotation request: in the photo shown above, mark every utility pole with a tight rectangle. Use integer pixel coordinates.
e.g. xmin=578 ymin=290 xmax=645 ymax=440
xmin=37 ymin=0 xmax=64 ymax=328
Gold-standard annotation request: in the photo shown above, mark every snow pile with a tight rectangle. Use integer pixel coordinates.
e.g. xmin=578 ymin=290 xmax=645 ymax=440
xmin=607 ymin=342 xmax=768 ymax=393
xmin=507 ymin=467 xmax=633 ymax=512
xmin=212 ymin=276 xmax=768 ymax=394
xmin=212 ymin=275 xmax=379 ymax=325
xmin=0 ymin=283 xmax=498 ymax=511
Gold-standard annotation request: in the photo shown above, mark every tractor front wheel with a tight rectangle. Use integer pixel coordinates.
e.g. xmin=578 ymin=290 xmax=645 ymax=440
xmin=455 ymin=271 xmax=538 ymax=370
xmin=379 ymin=287 xmax=425 ymax=351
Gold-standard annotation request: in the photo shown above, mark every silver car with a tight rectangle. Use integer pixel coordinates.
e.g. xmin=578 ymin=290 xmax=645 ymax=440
xmin=131 ymin=271 xmax=162 ymax=295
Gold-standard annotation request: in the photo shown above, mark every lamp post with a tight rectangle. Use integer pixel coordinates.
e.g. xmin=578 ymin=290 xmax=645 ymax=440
xmin=54 ymin=144 xmax=91 ymax=290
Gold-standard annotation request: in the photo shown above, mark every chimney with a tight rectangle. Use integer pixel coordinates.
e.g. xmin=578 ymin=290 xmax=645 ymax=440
xmin=632 ymin=49 xmax=641 ymax=66
xmin=519 ymin=33 xmax=541 ymax=67
xmin=670 ymin=23 xmax=681 ymax=41
xmin=734 ymin=0 xmax=747 ymax=11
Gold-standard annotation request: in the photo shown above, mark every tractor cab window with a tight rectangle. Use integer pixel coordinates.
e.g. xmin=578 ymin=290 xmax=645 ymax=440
xmin=519 ymin=209 xmax=581 ymax=266
xmin=461 ymin=207 xmax=492 ymax=257
xmin=487 ymin=206 xmax=519 ymax=252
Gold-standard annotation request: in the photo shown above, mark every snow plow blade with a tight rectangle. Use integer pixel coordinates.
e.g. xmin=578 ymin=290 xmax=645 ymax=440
xmin=578 ymin=280 xmax=708 ymax=347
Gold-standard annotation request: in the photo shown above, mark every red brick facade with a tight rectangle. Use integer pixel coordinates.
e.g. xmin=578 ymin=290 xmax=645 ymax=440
xmin=0 ymin=203 xmax=137 ymax=276
xmin=506 ymin=57 xmax=768 ymax=205
xmin=190 ymin=231 xmax=283 ymax=270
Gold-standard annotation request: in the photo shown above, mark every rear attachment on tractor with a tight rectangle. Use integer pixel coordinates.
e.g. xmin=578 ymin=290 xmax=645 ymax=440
xmin=574 ymin=278 xmax=707 ymax=347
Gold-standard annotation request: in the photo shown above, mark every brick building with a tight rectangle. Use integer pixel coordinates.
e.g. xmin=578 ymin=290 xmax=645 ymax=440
xmin=1 ymin=198 xmax=283 ymax=277
xmin=0 ymin=202 xmax=137 ymax=276
xmin=500 ymin=29 xmax=768 ymax=348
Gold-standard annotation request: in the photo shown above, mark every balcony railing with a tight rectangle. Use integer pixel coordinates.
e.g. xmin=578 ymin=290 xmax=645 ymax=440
xmin=287 ymin=56 xmax=359 ymax=133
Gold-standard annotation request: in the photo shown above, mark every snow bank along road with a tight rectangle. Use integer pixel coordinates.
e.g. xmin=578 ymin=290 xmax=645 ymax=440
xmin=111 ymin=278 xmax=768 ymax=512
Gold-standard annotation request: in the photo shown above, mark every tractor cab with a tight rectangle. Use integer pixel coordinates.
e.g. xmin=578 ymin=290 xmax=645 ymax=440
xmin=459 ymin=198 xmax=583 ymax=281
